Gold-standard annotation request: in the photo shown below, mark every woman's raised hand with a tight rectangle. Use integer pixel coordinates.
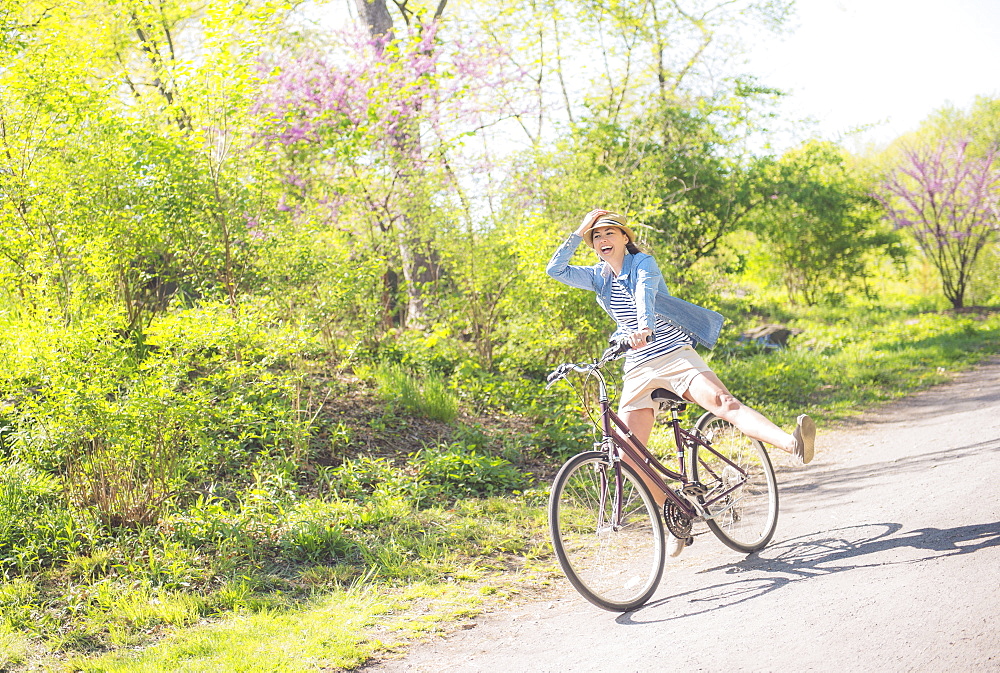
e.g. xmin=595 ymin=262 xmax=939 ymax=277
xmin=576 ymin=209 xmax=608 ymax=236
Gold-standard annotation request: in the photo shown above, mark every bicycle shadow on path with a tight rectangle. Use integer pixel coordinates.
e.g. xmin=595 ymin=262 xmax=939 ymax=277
xmin=617 ymin=520 xmax=1000 ymax=625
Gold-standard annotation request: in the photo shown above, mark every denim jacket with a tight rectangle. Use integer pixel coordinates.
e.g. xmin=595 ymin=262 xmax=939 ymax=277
xmin=546 ymin=234 xmax=724 ymax=350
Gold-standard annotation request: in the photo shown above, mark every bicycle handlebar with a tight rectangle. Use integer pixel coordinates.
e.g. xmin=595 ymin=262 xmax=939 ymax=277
xmin=545 ymin=333 xmax=655 ymax=388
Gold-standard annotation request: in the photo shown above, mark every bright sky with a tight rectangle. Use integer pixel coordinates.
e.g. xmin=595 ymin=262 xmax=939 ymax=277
xmin=744 ymin=0 xmax=1000 ymax=152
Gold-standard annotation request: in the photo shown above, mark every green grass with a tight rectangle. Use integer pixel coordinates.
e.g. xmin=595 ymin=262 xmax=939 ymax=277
xmin=8 ymin=494 xmax=554 ymax=670
xmin=69 ymin=588 xmax=393 ymax=671
xmin=371 ymin=363 xmax=460 ymax=423
xmin=67 ymin=577 xmax=535 ymax=672
xmin=5 ymin=305 xmax=1000 ymax=671
xmin=0 ymin=624 xmax=30 ymax=669
xmin=705 ymin=308 xmax=1000 ymax=427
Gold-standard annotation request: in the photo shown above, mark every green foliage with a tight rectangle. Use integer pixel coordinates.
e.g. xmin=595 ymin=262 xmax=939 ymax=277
xmin=0 ymin=577 xmax=40 ymax=632
xmin=414 ymin=442 xmax=531 ymax=501
xmin=481 ymin=215 xmax=613 ymax=372
xmin=749 ymin=140 xmax=906 ymax=304
xmin=892 ymin=96 xmax=1000 ymax=159
xmin=0 ymin=622 xmax=30 ymax=669
xmin=278 ymin=502 xmax=356 ymax=564
xmin=317 ymin=442 xmax=530 ymax=506
xmin=531 ymin=103 xmax=765 ymax=285
xmin=0 ymin=0 xmax=290 ymax=331
xmin=706 ymin=306 xmax=1000 ymax=424
xmin=4 ymin=306 xmax=317 ymax=527
xmin=257 ymin=229 xmax=388 ymax=353
xmin=0 ymin=461 xmax=96 ymax=574
xmin=3 ymin=1 xmax=999 ymax=669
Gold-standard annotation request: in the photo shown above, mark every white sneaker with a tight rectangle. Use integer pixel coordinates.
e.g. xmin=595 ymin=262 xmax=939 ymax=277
xmin=666 ymin=533 xmax=686 ymax=557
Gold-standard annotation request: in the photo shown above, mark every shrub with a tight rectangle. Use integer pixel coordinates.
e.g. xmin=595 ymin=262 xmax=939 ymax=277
xmin=6 ymin=306 xmax=320 ymax=526
xmin=414 ymin=443 xmax=530 ymax=502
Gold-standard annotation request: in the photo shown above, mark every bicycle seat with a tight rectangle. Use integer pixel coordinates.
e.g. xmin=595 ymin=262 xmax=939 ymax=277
xmin=651 ymin=388 xmax=686 ymax=411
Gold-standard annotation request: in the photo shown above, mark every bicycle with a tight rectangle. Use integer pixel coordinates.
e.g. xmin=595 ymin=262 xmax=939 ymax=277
xmin=545 ymin=338 xmax=779 ymax=611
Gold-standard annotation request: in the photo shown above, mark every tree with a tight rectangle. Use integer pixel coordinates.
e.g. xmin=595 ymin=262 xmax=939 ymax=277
xmin=256 ymin=9 xmax=518 ymax=330
xmin=0 ymin=0 xmax=294 ymax=329
xmin=751 ymin=141 xmax=903 ymax=305
xmin=528 ymin=100 xmax=770 ymax=288
xmin=457 ymin=0 xmax=791 ymax=141
xmin=876 ymin=139 xmax=1000 ymax=309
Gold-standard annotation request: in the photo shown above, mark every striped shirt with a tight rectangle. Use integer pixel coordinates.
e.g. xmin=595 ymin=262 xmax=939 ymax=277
xmin=609 ymin=277 xmax=693 ymax=371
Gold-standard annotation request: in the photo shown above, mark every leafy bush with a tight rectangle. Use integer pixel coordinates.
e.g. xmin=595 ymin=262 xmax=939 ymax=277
xmin=314 ymin=438 xmax=530 ymax=507
xmin=5 ymin=306 xmax=320 ymax=526
xmin=373 ymin=328 xmax=470 ymax=377
xmin=414 ymin=443 xmax=530 ymax=501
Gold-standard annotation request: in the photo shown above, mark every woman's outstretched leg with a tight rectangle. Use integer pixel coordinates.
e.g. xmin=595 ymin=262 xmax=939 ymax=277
xmin=685 ymin=371 xmax=815 ymax=463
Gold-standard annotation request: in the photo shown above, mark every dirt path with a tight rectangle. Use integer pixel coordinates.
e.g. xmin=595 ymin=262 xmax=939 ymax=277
xmin=372 ymin=358 xmax=1000 ymax=672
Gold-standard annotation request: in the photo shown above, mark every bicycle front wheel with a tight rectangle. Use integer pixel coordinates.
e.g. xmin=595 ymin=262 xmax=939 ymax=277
xmin=691 ymin=413 xmax=779 ymax=553
xmin=548 ymin=451 xmax=665 ymax=612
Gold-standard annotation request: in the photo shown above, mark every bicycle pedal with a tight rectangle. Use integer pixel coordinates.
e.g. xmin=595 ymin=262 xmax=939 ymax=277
xmin=685 ymin=536 xmax=694 ymax=547
xmin=681 ymin=482 xmax=708 ymax=498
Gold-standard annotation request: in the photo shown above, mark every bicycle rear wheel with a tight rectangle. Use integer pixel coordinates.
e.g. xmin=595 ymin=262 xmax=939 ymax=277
xmin=548 ymin=451 xmax=665 ymax=612
xmin=690 ymin=414 xmax=778 ymax=553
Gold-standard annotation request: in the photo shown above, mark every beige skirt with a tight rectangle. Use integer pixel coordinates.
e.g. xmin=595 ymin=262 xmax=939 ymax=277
xmin=618 ymin=346 xmax=713 ymax=413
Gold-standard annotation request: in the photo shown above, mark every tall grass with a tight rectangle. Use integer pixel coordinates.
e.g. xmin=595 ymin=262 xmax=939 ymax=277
xmin=372 ymin=363 xmax=460 ymax=423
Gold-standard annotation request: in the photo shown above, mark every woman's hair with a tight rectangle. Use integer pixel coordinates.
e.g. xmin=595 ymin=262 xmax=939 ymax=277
xmin=626 ymin=241 xmax=641 ymax=255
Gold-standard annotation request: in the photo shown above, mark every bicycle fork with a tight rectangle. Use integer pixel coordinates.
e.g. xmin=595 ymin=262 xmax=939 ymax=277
xmin=594 ymin=452 xmax=627 ymax=532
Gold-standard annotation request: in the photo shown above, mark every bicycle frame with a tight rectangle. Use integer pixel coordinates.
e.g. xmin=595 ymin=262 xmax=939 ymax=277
xmin=588 ymin=364 xmax=749 ymax=525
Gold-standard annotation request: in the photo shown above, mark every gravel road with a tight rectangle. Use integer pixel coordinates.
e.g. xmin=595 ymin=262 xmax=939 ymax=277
xmin=372 ymin=358 xmax=1000 ymax=672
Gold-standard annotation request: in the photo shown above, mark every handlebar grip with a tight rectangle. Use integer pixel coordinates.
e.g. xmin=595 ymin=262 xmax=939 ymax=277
xmin=608 ymin=332 xmax=656 ymax=354
xmin=546 ymin=363 xmax=572 ymax=386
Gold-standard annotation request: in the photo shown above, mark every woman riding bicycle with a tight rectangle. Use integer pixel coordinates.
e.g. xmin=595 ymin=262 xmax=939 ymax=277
xmin=546 ymin=209 xmax=816 ymax=513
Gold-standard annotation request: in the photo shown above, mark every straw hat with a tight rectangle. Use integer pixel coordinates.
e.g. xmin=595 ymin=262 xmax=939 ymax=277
xmin=582 ymin=212 xmax=637 ymax=248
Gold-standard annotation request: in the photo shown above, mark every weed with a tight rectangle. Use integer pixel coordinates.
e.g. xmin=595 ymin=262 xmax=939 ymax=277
xmin=66 ymin=550 xmax=112 ymax=581
xmin=0 ymin=624 xmax=29 ymax=669
xmin=0 ymin=578 xmax=39 ymax=631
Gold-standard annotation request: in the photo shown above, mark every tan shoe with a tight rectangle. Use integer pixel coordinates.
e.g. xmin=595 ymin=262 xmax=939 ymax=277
xmin=793 ymin=414 xmax=816 ymax=464
xmin=666 ymin=533 xmax=687 ymax=557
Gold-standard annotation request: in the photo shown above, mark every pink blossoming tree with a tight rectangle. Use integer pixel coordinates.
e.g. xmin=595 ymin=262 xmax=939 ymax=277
xmin=254 ymin=5 xmax=522 ymax=329
xmin=876 ymin=139 xmax=1000 ymax=309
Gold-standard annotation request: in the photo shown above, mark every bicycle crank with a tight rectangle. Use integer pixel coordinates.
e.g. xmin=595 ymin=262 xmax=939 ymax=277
xmin=663 ymin=500 xmax=693 ymax=540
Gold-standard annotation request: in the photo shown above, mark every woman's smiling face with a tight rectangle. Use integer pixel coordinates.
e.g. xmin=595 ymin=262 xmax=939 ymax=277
xmin=591 ymin=226 xmax=628 ymax=265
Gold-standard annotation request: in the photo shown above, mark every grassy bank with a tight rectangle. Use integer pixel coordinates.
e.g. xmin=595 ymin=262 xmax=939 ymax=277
xmin=2 ymin=305 xmax=999 ymax=671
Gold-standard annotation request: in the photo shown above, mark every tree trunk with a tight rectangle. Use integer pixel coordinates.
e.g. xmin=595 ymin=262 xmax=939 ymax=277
xmin=353 ymin=0 xmax=393 ymax=41
xmin=352 ymin=0 xmax=437 ymax=329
